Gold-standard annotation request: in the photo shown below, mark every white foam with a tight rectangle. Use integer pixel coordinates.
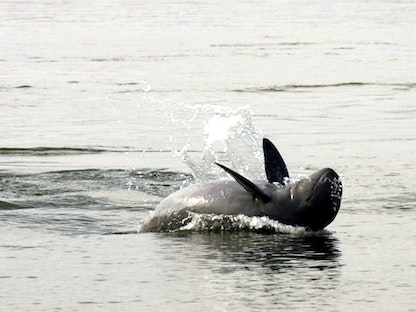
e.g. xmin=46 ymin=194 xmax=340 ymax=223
xmin=179 ymin=213 xmax=307 ymax=235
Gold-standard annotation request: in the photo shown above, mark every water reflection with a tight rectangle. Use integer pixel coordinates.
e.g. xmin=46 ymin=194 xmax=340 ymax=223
xmin=157 ymin=231 xmax=342 ymax=309
xmin=164 ymin=231 xmax=341 ymax=273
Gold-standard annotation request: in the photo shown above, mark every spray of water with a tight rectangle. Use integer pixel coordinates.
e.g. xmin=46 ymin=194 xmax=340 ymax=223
xmin=141 ymin=85 xmax=265 ymax=183
xmin=174 ymin=105 xmax=265 ymax=182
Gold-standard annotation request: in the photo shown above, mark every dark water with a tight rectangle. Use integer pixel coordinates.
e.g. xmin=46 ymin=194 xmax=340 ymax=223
xmin=1 ymin=0 xmax=415 ymax=311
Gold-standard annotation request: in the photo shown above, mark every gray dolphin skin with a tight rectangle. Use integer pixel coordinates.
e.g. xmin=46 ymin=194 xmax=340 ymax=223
xmin=140 ymin=138 xmax=342 ymax=232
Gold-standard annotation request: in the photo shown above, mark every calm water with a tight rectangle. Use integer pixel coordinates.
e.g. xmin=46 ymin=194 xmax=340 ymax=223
xmin=1 ymin=0 xmax=415 ymax=311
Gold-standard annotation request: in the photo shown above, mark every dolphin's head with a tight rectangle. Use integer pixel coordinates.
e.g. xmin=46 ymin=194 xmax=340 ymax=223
xmin=290 ymin=168 xmax=342 ymax=230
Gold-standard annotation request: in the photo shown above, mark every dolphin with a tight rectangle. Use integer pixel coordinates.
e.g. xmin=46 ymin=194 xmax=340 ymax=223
xmin=140 ymin=138 xmax=342 ymax=232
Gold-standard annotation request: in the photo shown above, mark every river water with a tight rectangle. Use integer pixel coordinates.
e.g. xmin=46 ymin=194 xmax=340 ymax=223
xmin=1 ymin=0 xmax=415 ymax=311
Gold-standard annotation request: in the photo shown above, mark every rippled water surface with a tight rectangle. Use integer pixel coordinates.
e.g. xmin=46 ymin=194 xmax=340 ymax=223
xmin=1 ymin=0 xmax=415 ymax=311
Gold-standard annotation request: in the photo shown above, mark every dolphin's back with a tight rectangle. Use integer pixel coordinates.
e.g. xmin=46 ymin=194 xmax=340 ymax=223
xmin=140 ymin=180 xmax=270 ymax=232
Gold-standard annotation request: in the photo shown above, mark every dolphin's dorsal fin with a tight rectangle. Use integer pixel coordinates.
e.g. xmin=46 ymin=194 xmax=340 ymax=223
xmin=215 ymin=162 xmax=272 ymax=203
xmin=263 ymin=138 xmax=289 ymax=184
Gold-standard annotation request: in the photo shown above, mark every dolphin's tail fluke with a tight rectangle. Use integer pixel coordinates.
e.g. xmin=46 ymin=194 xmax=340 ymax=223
xmin=263 ymin=138 xmax=289 ymax=184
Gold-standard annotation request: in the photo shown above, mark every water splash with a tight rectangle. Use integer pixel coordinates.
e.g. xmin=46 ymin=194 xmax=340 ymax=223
xmin=140 ymin=85 xmax=266 ymax=183
xmin=174 ymin=106 xmax=265 ymax=182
